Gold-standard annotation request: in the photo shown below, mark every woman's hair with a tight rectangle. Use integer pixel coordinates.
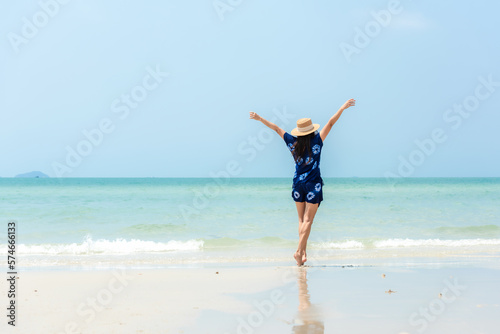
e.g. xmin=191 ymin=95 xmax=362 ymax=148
xmin=291 ymin=131 xmax=316 ymax=163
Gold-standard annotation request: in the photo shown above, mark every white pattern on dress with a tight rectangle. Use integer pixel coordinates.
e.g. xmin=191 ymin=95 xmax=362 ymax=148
xmin=307 ymin=192 xmax=315 ymax=200
xmin=312 ymin=144 xmax=320 ymax=155
xmin=315 ymin=183 xmax=321 ymax=192
xmin=293 ymin=191 xmax=300 ymax=199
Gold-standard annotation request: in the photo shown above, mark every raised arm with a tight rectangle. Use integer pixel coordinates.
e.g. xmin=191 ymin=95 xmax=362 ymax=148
xmin=249 ymin=111 xmax=285 ymax=139
xmin=320 ymin=99 xmax=356 ymax=142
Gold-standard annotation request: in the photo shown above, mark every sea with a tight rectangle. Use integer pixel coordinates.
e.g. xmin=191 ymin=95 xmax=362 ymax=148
xmin=1 ymin=177 xmax=499 ymax=270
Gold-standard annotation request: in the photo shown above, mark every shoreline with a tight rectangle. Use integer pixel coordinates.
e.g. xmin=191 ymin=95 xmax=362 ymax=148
xmin=11 ymin=251 xmax=500 ymax=272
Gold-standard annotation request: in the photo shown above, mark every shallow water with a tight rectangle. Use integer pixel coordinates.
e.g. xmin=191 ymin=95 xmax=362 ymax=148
xmin=1 ymin=177 xmax=499 ymax=268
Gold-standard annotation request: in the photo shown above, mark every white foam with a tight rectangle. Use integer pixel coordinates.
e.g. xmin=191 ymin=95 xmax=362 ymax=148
xmin=315 ymin=240 xmax=365 ymax=249
xmin=314 ymin=238 xmax=500 ymax=250
xmin=10 ymin=237 xmax=500 ymax=257
xmin=16 ymin=236 xmax=204 ymax=255
xmin=373 ymin=238 xmax=500 ymax=248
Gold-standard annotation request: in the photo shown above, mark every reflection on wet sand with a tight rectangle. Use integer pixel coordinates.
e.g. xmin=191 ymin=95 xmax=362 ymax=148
xmin=292 ymin=268 xmax=324 ymax=334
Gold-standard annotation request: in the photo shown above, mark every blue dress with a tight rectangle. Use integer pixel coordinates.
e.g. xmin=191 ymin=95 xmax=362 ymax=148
xmin=283 ymin=132 xmax=324 ymax=206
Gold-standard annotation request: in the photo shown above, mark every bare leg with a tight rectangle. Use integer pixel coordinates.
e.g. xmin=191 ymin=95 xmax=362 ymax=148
xmin=294 ymin=202 xmax=306 ymax=266
xmin=294 ymin=202 xmax=319 ymax=266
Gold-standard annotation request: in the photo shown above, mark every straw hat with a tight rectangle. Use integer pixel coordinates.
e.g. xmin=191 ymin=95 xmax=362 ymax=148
xmin=291 ymin=118 xmax=320 ymax=136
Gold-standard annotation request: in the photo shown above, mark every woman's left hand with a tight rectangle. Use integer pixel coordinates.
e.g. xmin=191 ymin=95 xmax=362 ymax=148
xmin=249 ymin=111 xmax=261 ymax=121
xmin=341 ymin=99 xmax=356 ymax=110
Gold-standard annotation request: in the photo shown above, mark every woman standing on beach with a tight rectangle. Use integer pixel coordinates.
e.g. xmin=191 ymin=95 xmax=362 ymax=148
xmin=249 ymin=99 xmax=355 ymax=266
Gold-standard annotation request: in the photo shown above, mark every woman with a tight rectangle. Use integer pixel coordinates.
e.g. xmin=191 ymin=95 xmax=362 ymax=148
xmin=249 ymin=99 xmax=355 ymax=266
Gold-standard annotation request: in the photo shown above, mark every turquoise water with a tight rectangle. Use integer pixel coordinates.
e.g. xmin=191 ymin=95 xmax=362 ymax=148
xmin=1 ymin=178 xmax=499 ymax=268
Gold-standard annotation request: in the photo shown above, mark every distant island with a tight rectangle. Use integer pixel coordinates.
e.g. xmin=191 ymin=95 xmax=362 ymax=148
xmin=15 ymin=171 xmax=50 ymax=178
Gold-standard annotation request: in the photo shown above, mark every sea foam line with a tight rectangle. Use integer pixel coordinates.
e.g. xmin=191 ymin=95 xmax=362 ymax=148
xmin=316 ymin=238 xmax=500 ymax=249
xmin=7 ymin=238 xmax=500 ymax=255
xmin=373 ymin=238 xmax=500 ymax=248
xmin=315 ymin=240 xmax=365 ymax=249
xmin=15 ymin=237 xmax=204 ymax=255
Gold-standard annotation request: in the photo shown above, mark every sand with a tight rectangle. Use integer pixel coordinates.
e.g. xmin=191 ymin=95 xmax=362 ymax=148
xmin=1 ymin=263 xmax=499 ymax=333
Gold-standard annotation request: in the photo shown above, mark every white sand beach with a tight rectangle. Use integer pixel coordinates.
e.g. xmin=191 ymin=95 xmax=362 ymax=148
xmin=2 ymin=262 xmax=499 ymax=334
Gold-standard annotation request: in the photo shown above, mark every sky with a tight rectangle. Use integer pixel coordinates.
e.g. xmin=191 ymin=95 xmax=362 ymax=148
xmin=1 ymin=0 xmax=499 ymax=178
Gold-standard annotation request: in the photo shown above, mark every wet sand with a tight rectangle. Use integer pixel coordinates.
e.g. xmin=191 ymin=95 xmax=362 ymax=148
xmin=1 ymin=263 xmax=499 ymax=333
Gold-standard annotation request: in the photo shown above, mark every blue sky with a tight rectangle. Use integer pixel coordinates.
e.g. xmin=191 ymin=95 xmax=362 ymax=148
xmin=1 ymin=0 xmax=499 ymax=177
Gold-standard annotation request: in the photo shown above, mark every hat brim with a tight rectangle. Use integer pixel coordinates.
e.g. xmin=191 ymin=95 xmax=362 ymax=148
xmin=290 ymin=124 xmax=320 ymax=137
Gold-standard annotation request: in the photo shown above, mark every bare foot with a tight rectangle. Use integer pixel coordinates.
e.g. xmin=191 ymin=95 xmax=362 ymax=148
xmin=302 ymin=252 xmax=307 ymax=265
xmin=294 ymin=251 xmax=303 ymax=266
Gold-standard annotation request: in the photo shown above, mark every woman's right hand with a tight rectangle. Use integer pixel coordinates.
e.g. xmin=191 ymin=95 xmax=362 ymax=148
xmin=341 ymin=99 xmax=356 ymax=110
xmin=249 ymin=111 xmax=261 ymax=121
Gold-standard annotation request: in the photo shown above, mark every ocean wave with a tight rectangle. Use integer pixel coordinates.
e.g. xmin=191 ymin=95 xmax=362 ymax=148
xmin=373 ymin=238 xmax=500 ymax=248
xmin=314 ymin=240 xmax=365 ymax=249
xmin=9 ymin=237 xmax=500 ymax=256
xmin=16 ymin=237 xmax=203 ymax=255
xmin=312 ymin=238 xmax=500 ymax=250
